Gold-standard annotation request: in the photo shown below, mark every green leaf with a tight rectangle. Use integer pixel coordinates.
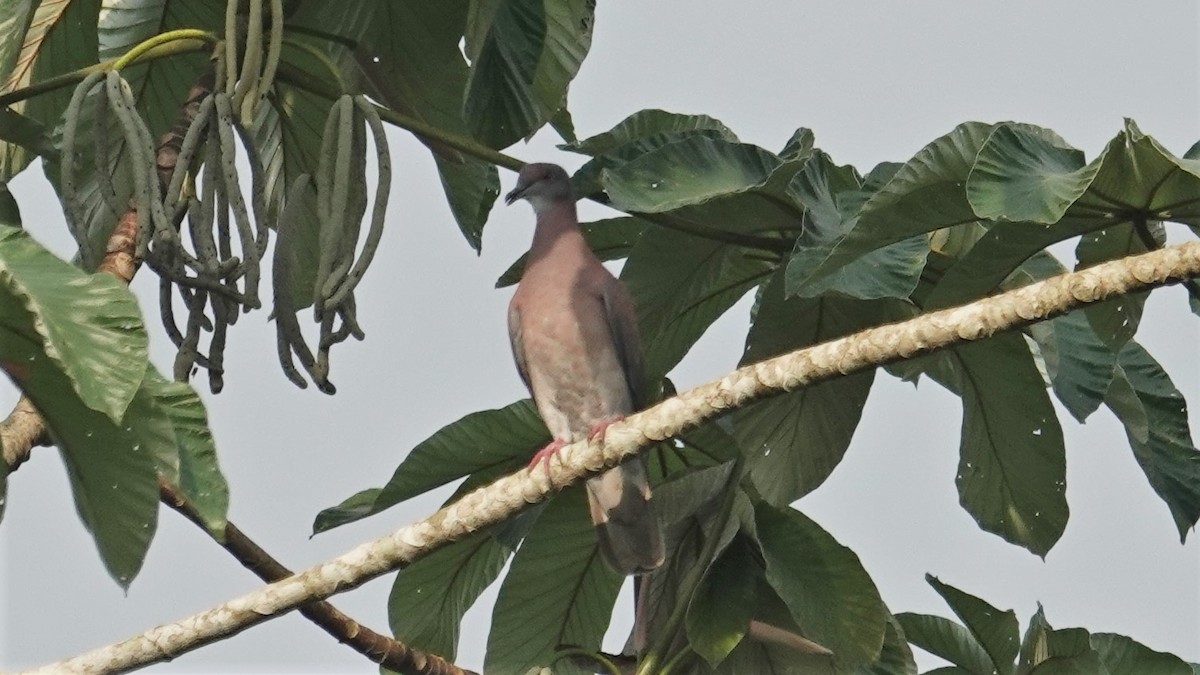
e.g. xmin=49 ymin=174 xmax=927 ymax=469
xmin=1028 ymin=309 xmax=1117 ymax=423
xmin=621 ymin=224 xmax=774 ymax=382
xmin=133 ymin=369 xmax=228 ymax=538
xmin=313 ymin=400 xmax=546 ymax=533
xmin=0 ymin=180 xmax=19 ymax=226
xmin=496 ymin=216 xmax=647 ymax=288
xmin=1104 ymin=343 xmax=1200 ymax=540
xmin=388 ymin=528 xmax=517 ymax=660
xmin=733 ymin=270 xmax=884 ymax=504
xmin=0 ymin=224 xmax=147 ymax=422
xmin=926 ymin=575 xmax=1020 ymax=674
xmin=1 ymin=0 xmax=100 ymax=181
xmin=357 ymin=0 xmax=500 ymax=250
xmin=686 ymin=535 xmax=758 ymax=667
xmin=1017 ymin=607 xmax=1101 ymax=675
xmin=564 ymin=109 xmax=737 ymax=156
xmin=895 ymin=613 xmax=995 ymax=674
xmin=0 ymin=0 xmax=36 ymax=86
xmin=755 ymin=502 xmax=888 ymax=670
xmin=966 ymin=124 xmax=1093 ymax=224
xmin=484 ymin=488 xmax=622 ymax=675
xmin=601 ymin=136 xmax=781 ymax=213
xmin=1076 ymin=223 xmax=1153 ymax=349
xmin=1090 ymin=633 xmax=1194 ymax=675
xmin=778 ymin=127 xmax=815 ymax=161
xmin=786 ymin=150 xmax=929 ymax=300
xmin=464 ymin=0 xmax=594 ymax=149
xmin=856 ymin=614 xmax=918 ymax=675
xmin=939 ymin=336 xmax=1069 ymax=556
xmin=0 ymin=106 xmax=55 ymax=159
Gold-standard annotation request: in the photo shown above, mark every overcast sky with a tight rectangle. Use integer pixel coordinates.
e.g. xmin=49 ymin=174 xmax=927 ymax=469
xmin=2 ymin=2 xmax=1198 ymax=673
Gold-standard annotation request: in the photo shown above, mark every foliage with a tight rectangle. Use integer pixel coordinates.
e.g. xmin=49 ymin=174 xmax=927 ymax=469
xmin=0 ymin=1 xmax=1196 ymax=673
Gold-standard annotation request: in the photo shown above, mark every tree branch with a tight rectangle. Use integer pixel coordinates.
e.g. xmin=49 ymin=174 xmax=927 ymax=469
xmin=22 ymin=240 xmax=1200 ymax=675
xmin=158 ymin=481 xmax=474 ymax=675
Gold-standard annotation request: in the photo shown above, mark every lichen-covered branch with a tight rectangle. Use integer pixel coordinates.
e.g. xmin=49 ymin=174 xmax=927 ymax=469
xmin=24 ymin=240 xmax=1200 ymax=675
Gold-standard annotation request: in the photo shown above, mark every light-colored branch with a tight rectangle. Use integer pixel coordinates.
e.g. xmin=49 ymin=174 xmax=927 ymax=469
xmin=22 ymin=240 xmax=1200 ymax=675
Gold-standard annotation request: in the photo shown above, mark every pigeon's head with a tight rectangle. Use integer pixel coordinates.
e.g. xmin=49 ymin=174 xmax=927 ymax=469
xmin=505 ymin=163 xmax=573 ymax=213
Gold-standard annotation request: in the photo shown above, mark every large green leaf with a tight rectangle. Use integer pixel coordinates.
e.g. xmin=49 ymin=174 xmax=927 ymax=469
xmin=0 ymin=0 xmax=36 ymax=87
xmin=463 ymin=0 xmax=593 ymax=149
xmin=1076 ymin=221 xmax=1155 ymax=349
xmin=0 ymin=106 xmax=55 ymax=159
xmin=484 ymin=488 xmax=622 ymax=675
xmin=562 ymin=109 xmax=736 ymax=156
xmin=733 ymin=270 xmax=884 ymax=504
xmin=965 ymin=124 xmax=1094 ymax=224
xmin=0 ymin=224 xmax=147 ymax=421
xmin=312 ymin=400 xmax=546 ymax=533
xmin=1090 ymin=633 xmax=1194 ymax=675
xmin=1028 ymin=310 xmax=1117 ymax=424
xmin=856 ymin=614 xmax=917 ymax=675
xmin=133 ymin=368 xmax=227 ymax=537
xmin=601 ymin=136 xmax=781 ymax=214
xmin=787 ymin=151 xmax=928 ymax=299
xmin=927 ymin=576 xmax=1020 ymax=674
xmin=755 ymin=502 xmax=888 ymax=670
xmin=388 ymin=528 xmax=517 ymax=661
xmin=1104 ymin=343 xmax=1200 ymax=540
xmin=496 ymin=216 xmax=647 ymax=288
xmin=0 ymin=0 xmax=100 ymax=181
xmin=621 ymin=224 xmax=774 ymax=382
xmin=686 ymin=535 xmax=758 ymax=667
xmin=357 ymin=0 xmax=499 ymax=250
xmin=895 ymin=613 xmax=995 ymax=674
xmin=943 ymin=336 xmax=1069 ymax=556
xmin=1017 ymin=607 xmax=1100 ymax=675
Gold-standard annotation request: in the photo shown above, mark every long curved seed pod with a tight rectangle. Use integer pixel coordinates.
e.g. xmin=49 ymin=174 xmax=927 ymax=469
xmin=90 ymin=78 xmax=123 ymax=221
xmin=165 ymin=95 xmax=215 ymax=223
xmin=173 ymin=288 xmax=209 ymax=382
xmin=110 ymin=72 xmax=179 ymax=264
xmin=255 ymin=0 xmax=284 ymax=111
xmin=212 ymin=93 xmax=261 ymax=308
xmin=223 ymin=0 xmax=240 ymax=95
xmin=189 ymin=143 xmax=220 ymax=275
xmin=159 ymin=275 xmax=186 ymax=347
xmin=273 ymin=174 xmax=318 ymax=390
xmin=104 ymin=71 xmax=155 ymax=260
xmin=234 ymin=0 xmax=264 ymax=119
xmin=60 ymin=71 xmax=107 ymax=261
xmin=231 ymin=121 xmax=270 ymax=256
xmin=324 ymin=96 xmax=391 ymax=308
xmin=313 ymin=95 xmax=355 ymax=315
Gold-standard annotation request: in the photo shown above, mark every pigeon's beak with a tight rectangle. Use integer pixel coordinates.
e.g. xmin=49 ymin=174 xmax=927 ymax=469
xmin=503 ymin=184 xmax=526 ymax=206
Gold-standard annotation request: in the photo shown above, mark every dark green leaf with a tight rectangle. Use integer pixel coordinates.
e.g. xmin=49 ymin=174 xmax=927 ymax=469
xmin=0 ymin=0 xmax=36 ymax=86
xmin=927 ymin=575 xmax=1020 ymax=674
xmin=389 ymin=529 xmax=517 ymax=660
xmin=1028 ymin=310 xmax=1117 ymax=423
xmin=1090 ymin=633 xmax=1193 ymax=675
xmin=938 ymin=336 xmax=1069 ymax=556
xmin=1104 ymin=343 xmax=1200 ymax=540
xmin=966 ymin=124 xmax=1092 ymax=224
xmin=778 ymin=127 xmax=815 ymax=161
xmin=687 ymin=535 xmax=758 ymax=666
xmin=0 ymin=224 xmax=147 ymax=422
xmin=0 ymin=106 xmax=55 ymax=159
xmin=0 ymin=180 xmax=18 ymax=225
xmin=1077 ymin=223 xmax=1153 ymax=349
xmin=133 ymin=369 xmax=228 ymax=538
xmin=313 ymin=400 xmax=546 ymax=533
xmin=856 ymin=614 xmax=918 ymax=675
xmin=484 ymin=488 xmax=622 ymax=675
xmin=622 ymin=225 xmax=774 ymax=382
xmin=562 ymin=109 xmax=736 ymax=156
xmin=896 ymin=613 xmax=995 ymax=674
xmin=734 ymin=270 xmax=885 ymax=504
xmin=358 ymin=0 xmax=500 ymax=250
xmin=496 ymin=216 xmax=647 ymax=288
xmin=464 ymin=0 xmax=594 ymax=148
xmin=1 ymin=0 xmax=100 ymax=181
xmin=756 ymin=502 xmax=888 ymax=669
xmin=601 ymin=136 xmax=781 ymax=213
xmin=1018 ymin=607 xmax=1100 ymax=675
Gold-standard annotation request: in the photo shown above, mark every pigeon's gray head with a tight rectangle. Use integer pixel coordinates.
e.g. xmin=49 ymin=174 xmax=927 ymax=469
xmin=504 ymin=163 xmax=573 ymax=213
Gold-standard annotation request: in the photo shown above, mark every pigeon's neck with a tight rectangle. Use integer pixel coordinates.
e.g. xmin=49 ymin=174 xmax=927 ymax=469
xmin=528 ymin=200 xmax=585 ymax=262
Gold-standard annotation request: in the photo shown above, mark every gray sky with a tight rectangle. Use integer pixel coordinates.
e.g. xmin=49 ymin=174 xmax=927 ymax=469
xmin=2 ymin=2 xmax=1198 ymax=672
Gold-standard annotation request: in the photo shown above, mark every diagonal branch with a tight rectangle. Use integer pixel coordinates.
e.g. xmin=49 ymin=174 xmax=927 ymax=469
xmin=159 ymin=481 xmax=473 ymax=675
xmin=23 ymin=240 xmax=1200 ymax=675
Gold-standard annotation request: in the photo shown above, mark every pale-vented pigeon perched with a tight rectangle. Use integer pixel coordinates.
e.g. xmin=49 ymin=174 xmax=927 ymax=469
xmin=505 ymin=163 xmax=665 ymax=575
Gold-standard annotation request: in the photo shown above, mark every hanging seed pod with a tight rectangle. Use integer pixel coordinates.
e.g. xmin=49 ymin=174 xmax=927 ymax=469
xmin=60 ymin=70 xmax=107 ymax=266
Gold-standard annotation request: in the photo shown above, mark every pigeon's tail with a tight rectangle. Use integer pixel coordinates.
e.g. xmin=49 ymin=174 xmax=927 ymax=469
xmin=586 ymin=458 xmax=664 ymax=575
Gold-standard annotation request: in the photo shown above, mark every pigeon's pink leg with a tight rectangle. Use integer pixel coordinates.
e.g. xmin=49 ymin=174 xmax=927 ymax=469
xmin=588 ymin=415 xmax=627 ymax=442
xmin=528 ymin=439 xmax=567 ymax=478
